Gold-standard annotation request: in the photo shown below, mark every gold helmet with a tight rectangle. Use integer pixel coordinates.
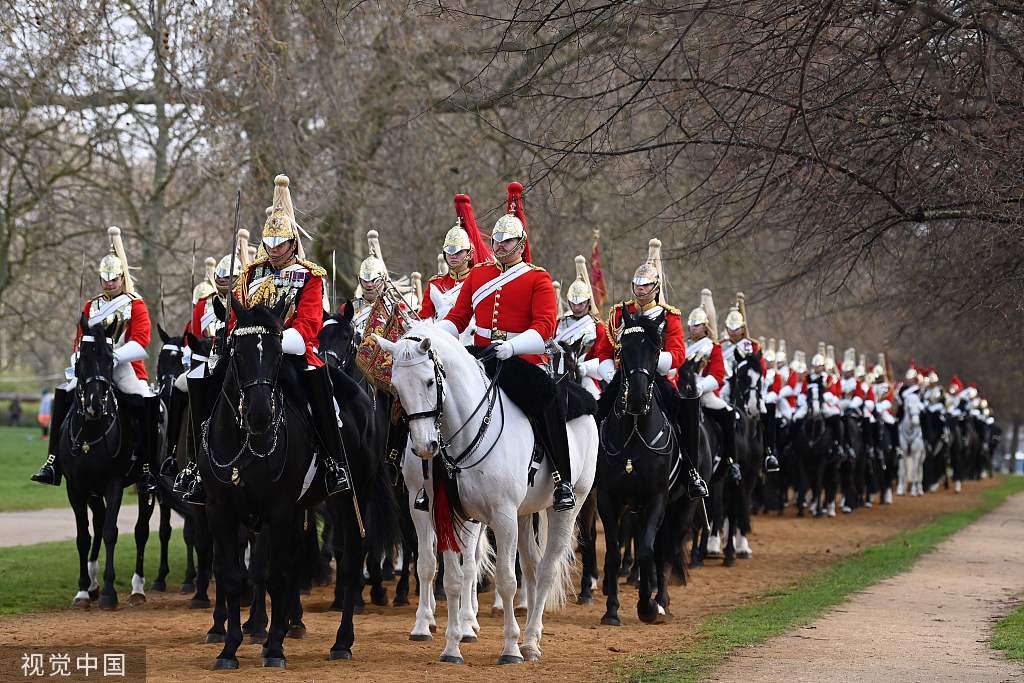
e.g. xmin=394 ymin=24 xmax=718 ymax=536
xmin=632 ymin=238 xmax=664 ymax=294
xmin=492 ymin=213 xmax=526 ymax=243
xmin=99 ymin=226 xmax=135 ymax=293
xmin=261 ymin=175 xmax=301 ymax=249
xmin=791 ymin=350 xmax=807 ymax=374
xmin=776 ymin=339 xmax=787 ymax=366
xmin=687 ymin=306 xmax=709 ymax=328
xmin=841 ymin=347 xmax=856 ymax=373
xmin=192 ymin=257 xmax=217 ymax=303
xmin=215 ymin=254 xmax=243 ymax=279
xmin=724 ymin=308 xmax=745 ymax=333
xmin=856 ymin=353 xmax=867 ymax=379
xmin=442 ymin=223 xmax=472 ymax=255
xmin=566 ymin=255 xmax=598 ymax=316
xmin=811 ymin=352 xmax=826 ymax=369
xmin=765 ymin=338 xmax=777 ymax=364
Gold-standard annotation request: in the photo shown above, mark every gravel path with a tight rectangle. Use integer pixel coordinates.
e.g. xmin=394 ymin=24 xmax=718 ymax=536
xmin=0 ymin=504 xmax=184 ymax=548
xmin=710 ymin=493 xmax=1024 ymax=682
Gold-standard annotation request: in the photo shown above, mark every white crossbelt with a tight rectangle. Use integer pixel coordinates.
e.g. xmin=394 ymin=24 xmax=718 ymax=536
xmin=471 ymin=262 xmax=530 ymax=310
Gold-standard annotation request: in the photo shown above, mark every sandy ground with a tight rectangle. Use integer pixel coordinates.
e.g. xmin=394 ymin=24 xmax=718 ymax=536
xmin=711 ymin=491 xmax=1024 ymax=682
xmin=0 ymin=479 xmax=1007 ymax=682
xmin=0 ymin=505 xmax=184 ymax=548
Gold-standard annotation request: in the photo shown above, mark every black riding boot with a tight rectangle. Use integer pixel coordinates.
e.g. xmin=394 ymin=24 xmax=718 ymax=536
xmin=679 ymin=396 xmax=709 ymax=499
xmin=537 ymin=385 xmax=575 ymax=512
xmin=161 ymin=386 xmax=188 ymax=477
xmin=763 ymin=403 xmax=780 ymax=473
xmin=138 ymin=395 xmax=161 ymax=495
xmin=708 ymin=406 xmax=741 ymax=483
xmin=307 ymin=365 xmax=352 ymax=496
xmin=31 ymin=388 xmax=72 ymax=486
xmin=182 ymin=375 xmax=210 ymax=505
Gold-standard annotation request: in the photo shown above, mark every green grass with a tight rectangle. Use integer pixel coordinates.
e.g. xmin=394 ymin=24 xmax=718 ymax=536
xmin=618 ymin=475 xmax=1024 ymax=683
xmin=0 ymin=426 xmax=141 ymax=512
xmin=0 ymin=526 xmax=188 ymax=616
xmin=993 ymin=603 xmax=1024 ymax=662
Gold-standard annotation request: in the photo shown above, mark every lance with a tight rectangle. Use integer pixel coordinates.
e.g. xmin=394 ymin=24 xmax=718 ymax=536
xmin=78 ymin=252 xmax=86 ymax=301
xmin=189 ymin=239 xmax=196 ymax=296
xmin=224 ymin=191 xmax=241 ymax=330
xmin=331 ymin=249 xmax=337 ymax=314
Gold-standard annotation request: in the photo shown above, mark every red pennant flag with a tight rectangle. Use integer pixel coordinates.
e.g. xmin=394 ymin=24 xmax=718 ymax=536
xmin=590 ymin=231 xmax=607 ymax=311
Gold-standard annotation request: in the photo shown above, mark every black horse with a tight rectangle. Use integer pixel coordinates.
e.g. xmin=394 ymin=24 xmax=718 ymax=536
xmin=61 ymin=314 xmax=157 ymax=609
xmin=199 ymin=297 xmax=395 ymax=668
xmin=595 ymin=307 xmax=700 ymax=625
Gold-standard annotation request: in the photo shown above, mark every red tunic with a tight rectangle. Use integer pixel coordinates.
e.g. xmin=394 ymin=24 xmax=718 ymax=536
xmin=593 ymin=301 xmax=687 ymax=370
xmin=444 ymin=260 xmax=557 ymax=365
xmin=703 ymin=342 xmax=726 ymax=396
xmin=785 ymin=371 xmax=800 ymax=408
xmin=74 ymin=296 xmax=150 ymax=380
xmin=418 ymin=271 xmax=467 ymax=320
xmin=190 ymin=295 xmax=220 ymax=339
xmin=584 ymin=320 xmax=609 ymax=361
xmin=233 ymin=258 xmax=326 ymax=367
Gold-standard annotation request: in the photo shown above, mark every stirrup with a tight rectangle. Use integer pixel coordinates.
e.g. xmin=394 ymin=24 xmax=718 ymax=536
xmin=159 ymin=456 xmax=178 ymax=478
xmin=552 ymin=478 xmax=576 ymax=512
xmin=140 ymin=464 xmax=158 ymax=494
xmin=764 ymin=450 xmax=780 ymax=473
xmin=413 ymin=487 xmax=430 ymax=511
xmin=687 ymin=468 xmax=709 ymax=500
xmin=173 ymin=462 xmax=196 ymax=494
xmin=728 ymin=460 xmax=742 ymax=483
xmin=183 ymin=476 xmax=205 ymax=506
xmin=324 ymin=459 xmax=351 ymax=496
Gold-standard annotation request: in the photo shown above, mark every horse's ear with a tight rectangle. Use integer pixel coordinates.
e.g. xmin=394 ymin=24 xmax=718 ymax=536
xmin=158 ymin=324 xmax=171 ymax=344
xmin=418 ymin=337 xmax=432 ymax=354
xmin=214 ymin=297 xmax=227 ymax=322
xmin=375 ymin=335 xmax=398 ymax=355
xmin=185 ymin=332 xmax=202 ymax=349
xmin=341 ymin=300 xmax=353 ymax=323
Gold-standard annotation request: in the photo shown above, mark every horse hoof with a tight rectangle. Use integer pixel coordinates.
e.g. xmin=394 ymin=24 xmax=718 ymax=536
xmin=576 ymin=595 xmax=593 ymax=605
xmin=213 ymin=658 xmax=238 ymax=670
xmin=736 ymin=551 xmax=751 ymax=560
xmin=205 ymin=633 xmax=225 ymax=644
xmin=262 ymin=657 xmax=286 ymax=669
xmin=461 ymin=634 xmax=477 ymax=643
xmin=601 ymin=616 xmax=621 ymax=626
xmin=190 ymin=597 xmax=211 ymax=609
xmin=497 ymin=655 xmax=524 ymax=665
xmin=393 ymin=596 xmax=409 ymax=607
xmin=522 ymin=647 xmax=541 ymax=662
xmin=88 ymin=589 xmax=100 ymax=602
xmin=287 ymin=625 xmax=306 ymax=639
xmin=352 ymin=603 xmax=365 ymax=615
xmin=249 ymin=632 xmax=267 ymax=645
xmin=98 ymin=595 xmax=117 ymax=610
xmin=127 ymin=593 xmax=146 ymax=607
xmin=152 ymin=579 xmax=166 ymax=592
xmin=72 ymin=598 xmax=91 ymax=609
xmin=409 ymin=633 xmax=432 ymax=642
xmin=371 ymin=595 xmax=389 ymax=607
xmin=179 ymin=583 xmax=194 ymax=594
xmin=440 ymin=655 xmax=464 ymax=664
xmin=329 ymin=649 xmax=352 ymax=661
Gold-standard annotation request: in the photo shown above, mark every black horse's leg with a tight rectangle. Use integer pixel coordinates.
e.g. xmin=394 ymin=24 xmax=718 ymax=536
xmin=577 ymin=493 xmax=597 ymax=604
xmin=182 ymin=516 xmax=197 ymax=593
xmin=244 ymin=534 xmax=269 ymax=644
xmin=394 ymin=504 xmax=417 ymax=606
xmin=98 ymin=479 xmax=124 ymax=609
xmin=153 ymin=495 xmax=172 ymax=591
xmin=68 ymin=486 xmax=93 ymax=608
xmin=86 ymin=494 xmax=105 ymax=601
xmin=129 ymin=488 xmax=153 ymax=605
xmin=262 ymin=513 xmax=300 ymax=667
xmin=192 ymin=509 xmax=213 ymax=608
xmin=210 ymin=511 xmax=244 ymax=668
xmin=598 ymin=494 xmax=623 ymax=626
xmin=636 ymin=495 xmax=667 ymax=623
xmin=328 ymin=500 xmax=363 ymax=660
xmin=368 ymin=541 xmax=389 ymax=607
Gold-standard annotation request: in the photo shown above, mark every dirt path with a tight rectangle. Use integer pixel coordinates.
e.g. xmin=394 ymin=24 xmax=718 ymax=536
xmin=710 ymin=492 xmax=1024 ymax=683
xmin=0 ymin=505 xmax=183 ymax=548
xmin=0 ymin=479 xmax=1007 ymax=682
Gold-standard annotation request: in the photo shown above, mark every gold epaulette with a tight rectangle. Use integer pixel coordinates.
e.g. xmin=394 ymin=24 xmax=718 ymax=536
xmin=527 ymin=263 xmax=546 ymax=272
xmin=661 ymin=302 xmax=681 ymax=315
xmin=472 ymin=262 xmax=492 ymax=270
xmin=296 ymin=258 xmax=327 ymax=278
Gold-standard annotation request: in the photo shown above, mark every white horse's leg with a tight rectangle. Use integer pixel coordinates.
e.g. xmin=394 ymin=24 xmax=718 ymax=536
xmin=409 ymin=499 xmax=437 ymax=641
xmin=439 ymin=548 xmax=466 ymax=663
xmin=491 ymin=512 xmax=523 ymax=664
xmin=458 ymin=523 xmax=481 ymax=642
xmin=517 ymin=514 xmax=542 ymax=627
xmin=522 ymin=509 xmax=577 ymax=663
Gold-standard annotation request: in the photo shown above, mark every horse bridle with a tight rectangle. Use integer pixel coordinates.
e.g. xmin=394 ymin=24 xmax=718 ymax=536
xmin=616 ymin=325 xmax=659 ymax=416
xmin=400 ymin=337 xmax=503 ymax=474
xmin=70 ymin=336 xmax=120 ymax=455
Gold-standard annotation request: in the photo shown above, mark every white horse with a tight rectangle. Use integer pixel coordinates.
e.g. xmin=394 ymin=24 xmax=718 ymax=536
xmin=378 ymin=322 xmax=598 ymax=665
xmin=899 ymin=391 xmax=926 ymax=497
xmin=401 ymin=451 xmax=492 ymax=644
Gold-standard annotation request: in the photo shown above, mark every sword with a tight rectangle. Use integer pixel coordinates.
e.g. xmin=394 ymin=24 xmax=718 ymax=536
xmin=189 ymin=239 xmax=196 ymax=294
xmin=78 ymin=252 xmax=86 ymax=300
xmin=224 ymin=191 xmax=241 ymax=331
xmin=331 ymin=249 xmax=337 ymax=314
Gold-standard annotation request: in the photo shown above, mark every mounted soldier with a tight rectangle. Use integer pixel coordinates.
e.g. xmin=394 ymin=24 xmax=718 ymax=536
xmin=33 ymin=227 xmax=159 ymax=493
xmin=352 ymin=230 xmax=390 ymax=339
xmin=553 ymin=255 xmax=606 ymax=398
xmin=440 ymin=181 xmax=577 ymax=510
xmin=418 ymin=194 xmax=492 ymax=347
xmin=685 ymin=288 xmax=741 ymax=483
xmin=592 ymin=239 xmax=707 ymax=499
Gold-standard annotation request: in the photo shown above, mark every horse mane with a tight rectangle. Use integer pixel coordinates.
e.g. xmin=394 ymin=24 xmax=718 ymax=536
xmin=238 ymin=304 xmax=285 ymax=334
xmin=401 ymin=320 xmax=469 ymax=364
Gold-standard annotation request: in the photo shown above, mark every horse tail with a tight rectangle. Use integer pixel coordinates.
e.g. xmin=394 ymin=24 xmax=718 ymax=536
xmin=362 ymin=460 xmax=401 ymax=563
xmin=534 ymin=509 xmax=579 ymax=612
xmin=475 ymin=524 xmax=496 ymax=581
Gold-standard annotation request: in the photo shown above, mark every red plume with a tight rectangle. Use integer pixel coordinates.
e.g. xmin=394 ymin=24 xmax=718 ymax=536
xmin=506 ymin=181 xmax=531 ymax=263
xmin=453 ymin=194 xmax=493 ymax=263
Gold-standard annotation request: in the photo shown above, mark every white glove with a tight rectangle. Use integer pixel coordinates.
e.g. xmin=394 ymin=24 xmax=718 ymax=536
xmin=496 ymin=328 xmax=545 ymax=360
xmin=797 ymin=393 xmax=807 ymax=408
xmin=779 ymin=385 xmax=794 ymax=399
xmin=113 ymin=340 xmax=147 ymax=366
xmin=849 ymin=396 xmax=864 ymax=410
xmin=282 ymin=328 xmax=306 ymax=355
xmin=580 ymin=357 xmax=602 ymax=379
xmin=765 ymin=391 xmax=778 ymax=404
xmin=697 ymin=374 xmax=719 ymax=395
xmin=657 ymin=351 xmax=673 ymax=375
xmin=599 ymin=359 xmax=616 ymax=383
xmin=438 ymin=319 xmax=459 ymax=338
xmin=864 ymin=399 xmax=875 ymax=412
